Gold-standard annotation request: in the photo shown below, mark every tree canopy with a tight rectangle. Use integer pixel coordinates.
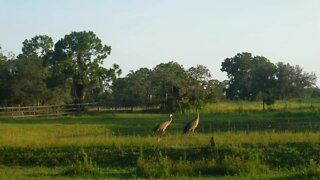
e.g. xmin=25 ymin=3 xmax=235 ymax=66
xmin=49 ymin=31 xmax=117 ymax=102
xmin=0 ymin=31 xmax=120 ymax=106
xmin=221 ymin=52 xmax=316 ymax=104
xmin=0 ymin=36 xmax=318 ymax=111
xmin=110 ymin=62 xmax=226 ymax=112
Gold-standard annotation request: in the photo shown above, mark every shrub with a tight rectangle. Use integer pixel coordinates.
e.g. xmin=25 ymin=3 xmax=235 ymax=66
xmin=220 ymin=156 xmax=244 ymax=175
xmin=136 ymin=156 xmax=172 ymax=178
xmin=173 ymin=159 xmax=216 ymax=177
xmin=217 ymin=155 xmax=269 ymax=176
xmin=136 ymin=155 xmax=270 ymax=178
xmin=293 ymin=159 xmax=320 ymax=180
xmin=173 ymin=159 xmax=193 ymax=176
xmin=62 ymin=148 xmax=99 ymax=176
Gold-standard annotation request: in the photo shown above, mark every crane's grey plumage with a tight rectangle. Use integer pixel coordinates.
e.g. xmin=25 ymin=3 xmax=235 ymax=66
xmin=153 ymin=114 xmax=173 ymax=134
xmin=183 ymin=110 xmax=200 ymax=135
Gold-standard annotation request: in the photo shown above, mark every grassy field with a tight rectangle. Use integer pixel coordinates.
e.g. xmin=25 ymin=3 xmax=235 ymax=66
xmin=0 ymin=100 xmax=319 ymax=179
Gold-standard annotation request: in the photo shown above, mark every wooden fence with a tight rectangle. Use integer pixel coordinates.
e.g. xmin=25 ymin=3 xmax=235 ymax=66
xmin=0 ymin=103 xmax=97 ymax=118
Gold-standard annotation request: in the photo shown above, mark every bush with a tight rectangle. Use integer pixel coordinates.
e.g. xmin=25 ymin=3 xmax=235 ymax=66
xmin=218 ymin=155 xmax=269 ymax=176
xmin=62 ymin=148 xmax=99 ymax=176
xmin=136 ymin=155 xmax=269 ymax=178
xmin=173 ymin=159 xmax=216 ymax=177
xmin=293 ymin=159 xmax=320 ymax=180
xmin=220 ymin=156 xmax=244 ymax=175
xmin=136 ymin=156 xmax=172 ymax=178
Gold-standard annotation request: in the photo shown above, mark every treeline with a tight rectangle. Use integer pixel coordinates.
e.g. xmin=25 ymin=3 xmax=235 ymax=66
xmin=0 ymin=31 xmax=319 ymax=112
xmin=105 ymin=54 xmax=318 ymax=112
xmin=107 ymin=62 xmax=224 ymax=112
xmin=221 ymin=53 xmax=318 ymax=101
xmin=0 ymin=31 xmax=121 ymax=106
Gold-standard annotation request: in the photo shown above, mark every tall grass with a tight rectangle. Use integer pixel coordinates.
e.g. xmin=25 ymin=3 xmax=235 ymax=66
xmin=0 ymin=103 xmax=319 ymax=179
xmin=202 ymin=99 xmax=320 ymax=113
xmin=0 ymin=124 xmax=319 ymax=148
xmin=62 ymin=148 xmax=99 ymax=176
xmin=136 ymin=154 xmax=270 ymax=178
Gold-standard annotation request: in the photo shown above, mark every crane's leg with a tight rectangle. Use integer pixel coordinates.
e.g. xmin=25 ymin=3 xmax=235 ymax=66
xmin=159 ymin=130 xmax=167 ymax=141
xmin=155 ymin=132 xmax=162 ymax=142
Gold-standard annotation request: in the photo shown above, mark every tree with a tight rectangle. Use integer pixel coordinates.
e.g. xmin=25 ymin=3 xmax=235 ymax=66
xmin=0 ymin=45 xmax=7 ymax=62
xmin=205 ymin=79 xmax=227 ymax=102
xmin=127 ymin=68 xmax=153 ymax=107
xmin=19 ymin=35 xmax=53 ymax=59
xmin=11 ymin=35 xmax=72 ymax=105
xmin=86 ymin=63 xmax=121 ymax=102
xmin=7 ymin=56 xmax=48 ymax=105
xmin=111 ymin=77 xmax=131 ymax=108
xmin=221 ymin=52 xmax=281 ymax=106
xmin=0 ymin=42 xmax=51 ymax=106
xmin=10 ymin=35 xmax=73 ymax=105
xmin=221 ymin=52 xmax=255 ymax=100
xmin=111 ymin=68 xmax=152 ymax=110
xmin=186 ymin=64 xmax=212 ymax=108
xmin=275 ymin=62 xmax=316 ymax=99
xmin=250 ymin=56 xmax=277 ymax=108
xmin=0 ymin=46 xmax=9 ymax=105
xmin=292 ymin=65 xmax=316 ymax=98
xmin=311 ymin=87 xmax=320 ymax=98
xmin=110 ymin=62 xmax=223 ymax=112
xmin=275 ymin=62 xmax=295 ymax=100
xmin=151 ymin=61 xmax=189 ymax=112
xmin=50 ymin=31 xmax=120 ymax=102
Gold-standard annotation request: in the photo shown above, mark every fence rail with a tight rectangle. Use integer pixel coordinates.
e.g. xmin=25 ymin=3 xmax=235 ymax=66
xmin=0 ymin=103 xmax=97 ymax=118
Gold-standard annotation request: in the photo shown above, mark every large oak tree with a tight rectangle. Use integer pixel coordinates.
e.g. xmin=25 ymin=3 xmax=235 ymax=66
xmin=50 ymin=31 xmax=119 ymax=102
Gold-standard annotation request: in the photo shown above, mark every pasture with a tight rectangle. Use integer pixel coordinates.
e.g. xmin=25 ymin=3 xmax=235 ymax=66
xmin=0 ymin=101 xmax=319 ymax=179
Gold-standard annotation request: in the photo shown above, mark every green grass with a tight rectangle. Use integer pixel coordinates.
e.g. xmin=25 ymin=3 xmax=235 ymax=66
xmin=202 ymin=99 xmax=320 ymax=113
xmin=0 ymin=100 xmax=319 ymax=179
xmin=0 ymin=166 xmax=136 ymax=179
xmin=0 ymin=165 xmax=318 ymax=179
xmin=136 ymin=154 xmax=270 ymax=178
xmin=0 ymin=110 xmax=319 ymax=134
xmin=0 ymin=124 xmax=319 ymax=147
xmin=0 ymin=155 xmax=318 ymax=179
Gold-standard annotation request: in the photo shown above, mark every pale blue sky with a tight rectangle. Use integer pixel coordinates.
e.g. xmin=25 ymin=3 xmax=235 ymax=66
xmin=1 ymin=0 xmax=319 ymax=84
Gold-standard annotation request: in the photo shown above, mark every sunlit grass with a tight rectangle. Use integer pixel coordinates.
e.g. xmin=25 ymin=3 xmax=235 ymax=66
xmin=0 ymin=124 xmax=319 ymax=148
xmin=0 ymin=165 xmax=315 ymax=180
xmin=0 ymin=166 xmax=136 ymax=180
xmin=0 ymin=107 xmax=319 ymax=179
xmin=202 ymin=99 xmax=320 ymax=113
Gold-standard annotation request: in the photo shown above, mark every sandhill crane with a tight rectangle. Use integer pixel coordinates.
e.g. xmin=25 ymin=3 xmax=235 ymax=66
xmin=153 ymin=114 xmax=173 ymax=135
xmin=183 ymin=110 xmax=200 ymax=135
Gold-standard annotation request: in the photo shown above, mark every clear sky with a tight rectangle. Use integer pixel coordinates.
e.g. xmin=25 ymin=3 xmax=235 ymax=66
xmin=1 ymin=0 xmax=319 ymax=85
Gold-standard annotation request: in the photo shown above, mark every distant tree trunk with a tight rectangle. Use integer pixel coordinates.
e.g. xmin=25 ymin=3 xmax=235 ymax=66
xmin=75 ymin=84 xmax=85 ymax=103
